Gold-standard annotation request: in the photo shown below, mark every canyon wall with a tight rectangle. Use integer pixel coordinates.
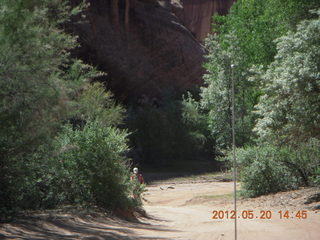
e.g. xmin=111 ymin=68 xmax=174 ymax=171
xmin=69 ymin=0 xmax=235 ymax=102
xmin=180 ymin=0 xmax=236 ymax=41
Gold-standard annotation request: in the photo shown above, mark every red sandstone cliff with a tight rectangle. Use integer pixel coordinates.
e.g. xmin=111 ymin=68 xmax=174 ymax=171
xmin=180 ymin=0 xmax=236 ymax=41
xmin=69 ymin=0 xmax=234 ymax=102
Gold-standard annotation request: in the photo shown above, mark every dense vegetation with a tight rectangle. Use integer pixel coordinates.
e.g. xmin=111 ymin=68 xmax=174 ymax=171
xmin=0 ymin=0 xmax=140 ymax=220
xmin=127 ymin=92 xmax=212 ymax=169
xmin=200 ymin=0 xmax=320 ymax=197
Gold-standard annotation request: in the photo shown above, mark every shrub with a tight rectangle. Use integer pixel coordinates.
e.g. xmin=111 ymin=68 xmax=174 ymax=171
xmin=55 ymin=121 xmax=137 ymax=210
xmin=222 ymin=139 xmax=320 ymax=198
xmin=234 ymin=145 xmax=297 ymax=197
xmin=281 ymin=138 xmax=320 ymax=186
xmin=312 ymin=167 xmax=320 ymax=186
xmin=239 ymin=147 xmax=298 ymax=197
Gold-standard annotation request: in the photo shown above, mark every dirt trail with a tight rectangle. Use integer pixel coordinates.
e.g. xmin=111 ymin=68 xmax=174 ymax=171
xmin=135 ymin=181 xmax=320 ymax=240
xmin=1 ymin=180 xmax=319 ymax=240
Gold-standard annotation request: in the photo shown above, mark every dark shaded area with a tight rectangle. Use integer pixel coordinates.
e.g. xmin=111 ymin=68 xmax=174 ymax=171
xmin=0 ymin=214 xmax=175 ymax=240
xmin=305 ymin=193 xmax=320 ymax=205
xmin=126 ymin=92 xmax=216 ymax=168
xmin=143 ymin=169 xmax=226 ymax=183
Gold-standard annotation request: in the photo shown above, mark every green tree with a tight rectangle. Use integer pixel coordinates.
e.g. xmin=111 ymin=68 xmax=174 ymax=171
xmin=201 ymin=0 xmax=320 ymax=152
xmin=254 ymin=10 xmax=320 ymax=144
xmin=201 ymin=33 xmax=257 ymax=151
xmin=202 ymin=0 xmax=320 ymax=198
xmin=0 ymin=0 xmax=83 ymax=213
xmin=0 ymin=0 xmax=75 ymax=157
xmin=0 ymin=0 xmax=136 ymax=217
xmin=214 ymin=0 xmax=320 ymax=68
xmin=181 ymin=92 xmax=209 ymax=151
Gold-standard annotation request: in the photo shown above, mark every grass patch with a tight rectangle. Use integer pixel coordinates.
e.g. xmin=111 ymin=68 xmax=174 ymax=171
xmin=201 ymin=191 xmax=242 ymax=200
xmin=184 ymin=191 xmax=243 ymax=205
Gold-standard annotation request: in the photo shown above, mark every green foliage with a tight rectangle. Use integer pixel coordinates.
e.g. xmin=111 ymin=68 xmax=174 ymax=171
xmin=181 ymin=92 xmax=210 ymax=150
xmin=201 ymin=0 xmax=320 ymax=152
xmin=222 ymin=138 xmax=320 ymax=197
xmin=0 ymin=0 xmax=79 ymax=216
xmin=2 ymin=144 xmax=71 ymax=211
xmin=0 ymin=0 xmax=136 ymax=219
xmin=313 ymin=167 xmax=320 ymax=186
xmin=128 ymin=99 xmax=178 ymax=166
xmin=223 ymin=145 xmax=297 ymax=197
xmin=201 ymin=1 xmax=320 ymax=198
xmin=254 ymin=11 xmax=320 ymax=144
xmin=240 ymin=153 xmax=297 ymax=198
xmin=75 ymin=82 xmax=125 ymax=127
xmin=55 ymin=121 xmax=135 ymax=210
xmin=201 ymin=34 xmax=257 ymax=151
xmin=281 ymin=138 xmax=320 ymax=186
xmin=51 ymin=82 xmax=136 ymax=210
xmin=0 ymin=0 xmax=74 ymax=159
xmin=214 ymin=0 xmax=320 ymax=67
xmin=127 ymin=93 xmax=210 ymax=166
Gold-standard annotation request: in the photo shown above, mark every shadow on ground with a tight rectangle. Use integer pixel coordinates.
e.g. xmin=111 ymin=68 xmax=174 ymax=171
xmin=0 ymin=213 xmax=175 ymax=240
xmin=143 ymin=171 xmax=232 ymax=184
xmin=140 ymin=159 xmax=225 ymax=183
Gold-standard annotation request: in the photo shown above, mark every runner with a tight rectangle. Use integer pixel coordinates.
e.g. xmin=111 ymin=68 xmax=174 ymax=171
xmin=130 ymin=167 xmax=145 ymax=184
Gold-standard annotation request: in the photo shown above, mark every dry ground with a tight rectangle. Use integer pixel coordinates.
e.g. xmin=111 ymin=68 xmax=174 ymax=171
xmin=1 ymin=176 xmax=319 ymax=240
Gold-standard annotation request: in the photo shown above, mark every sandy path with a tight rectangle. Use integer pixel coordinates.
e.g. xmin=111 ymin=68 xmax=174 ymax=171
xmin=1 ymin=181 xmax=319 ymax=239
xmin=133 ymin=182 xmax=320 ymax=240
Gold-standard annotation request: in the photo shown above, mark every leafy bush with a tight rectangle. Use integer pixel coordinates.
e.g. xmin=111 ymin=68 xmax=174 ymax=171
xmin=281 ymin=138 xmax=320 ymax=186
xmin=222 ymin=139 xmax=320 ymax=197
xmin=0 ymin=1 xmax=136 ymax=219
xmin=127 ymin=100 xmax=177 ymax=166
xmin=313 ymin=167 xmax=320 ymax=186
xmin=46 ymin=82 xmax=137 ymax=210
xmin=236 ymin=12 xmax=320 ymax=196
xmin=55 ymin=121 xmax=136 ymax=210
xmin=236 ymin=145 xmax=298 ymax=197
xmin=254 ymin=10 xmax=320 ymax=144
xmin=214 ymin=0 xmax=320 ymax=67
xmin=201 ymin=1 xmax=320 ymax=152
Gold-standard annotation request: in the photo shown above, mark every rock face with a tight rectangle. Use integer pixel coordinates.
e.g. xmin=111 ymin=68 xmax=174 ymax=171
xmin=69 ymin=0 xmax=234 ymax=102
xmin=180 ymin=0 xmax=236 ymax=41
xmin=69 ymin=0 xmax=203 ymax=102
